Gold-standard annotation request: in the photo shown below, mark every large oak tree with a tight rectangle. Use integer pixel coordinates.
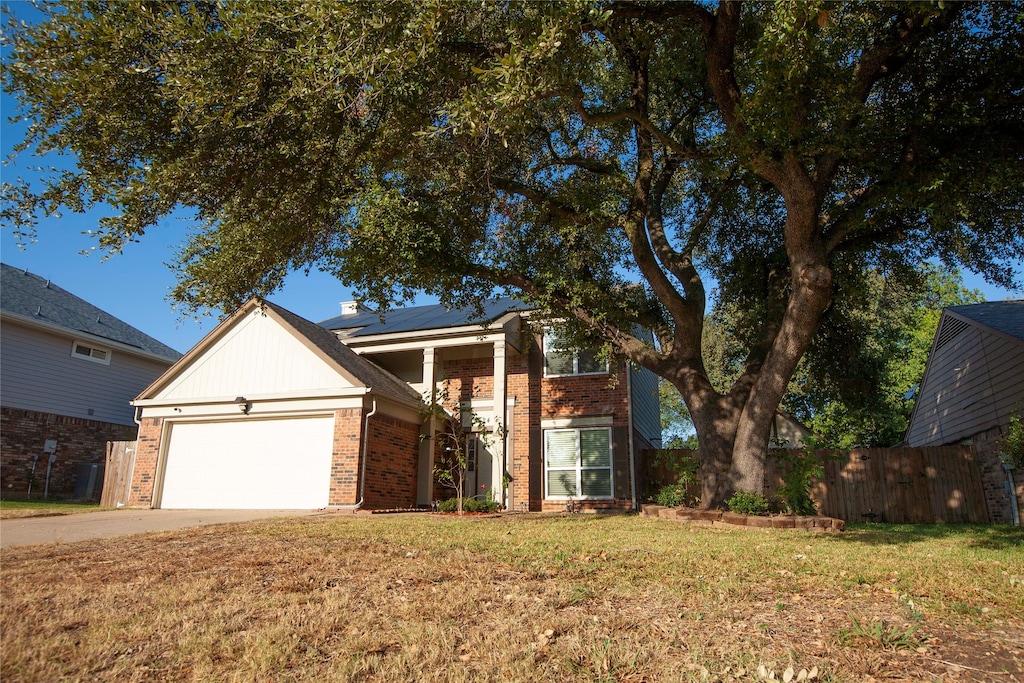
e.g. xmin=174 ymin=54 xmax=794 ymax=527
xmin=4 ymin=1 xmax=1022 ymax=506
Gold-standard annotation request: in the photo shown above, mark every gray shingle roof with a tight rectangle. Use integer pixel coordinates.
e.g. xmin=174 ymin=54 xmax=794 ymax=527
xmin=264 ymin=300 xmax=423 ymax=404
xmin=318 ymin=297 xmax=527 ymax=336
xmin=1 ymin=262 xmax=181 ymax=361
xmin=948 ymin=300 xmax=1024 ymax=341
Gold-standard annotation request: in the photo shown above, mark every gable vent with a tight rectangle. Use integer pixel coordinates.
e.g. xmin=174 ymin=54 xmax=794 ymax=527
xmin=934 ymin=316 xmax=970 ymax=351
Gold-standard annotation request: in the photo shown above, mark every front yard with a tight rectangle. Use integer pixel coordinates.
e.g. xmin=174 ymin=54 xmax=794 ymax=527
xmin=1 ymin=513 xmax=1021 ymax=682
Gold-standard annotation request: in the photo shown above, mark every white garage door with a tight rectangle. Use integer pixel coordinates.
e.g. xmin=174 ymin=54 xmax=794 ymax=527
xmin=160 ymin=417 xmax=335 ymax=509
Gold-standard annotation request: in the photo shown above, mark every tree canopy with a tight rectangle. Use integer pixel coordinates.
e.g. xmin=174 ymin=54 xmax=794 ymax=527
xmin=4 ymin=1 xmax=1022 ymax=506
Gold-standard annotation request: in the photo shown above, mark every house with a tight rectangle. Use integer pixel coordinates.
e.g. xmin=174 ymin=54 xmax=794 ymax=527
xmin=0 ymin=263 xmax=182 ymax=499
xmin=127 ymin=297 xmax=661 ymax=511
xmin=904 ymin=300 xmax=1024 ymax=524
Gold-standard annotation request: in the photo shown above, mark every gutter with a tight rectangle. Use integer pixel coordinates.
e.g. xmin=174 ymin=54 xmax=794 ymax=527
xmin=335 ymin=396 xmax=378 ymax=511
xmin=626 ymin=366 xmax=638 ymax=511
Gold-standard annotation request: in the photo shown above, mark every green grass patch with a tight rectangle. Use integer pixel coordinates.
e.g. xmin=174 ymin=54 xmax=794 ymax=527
xmin=0 ymin=499 xmax=102 ymax=519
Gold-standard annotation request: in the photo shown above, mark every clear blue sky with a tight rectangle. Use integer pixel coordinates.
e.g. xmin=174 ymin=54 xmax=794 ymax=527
xmin=2 ymin=3 xmax=1019 ymax=355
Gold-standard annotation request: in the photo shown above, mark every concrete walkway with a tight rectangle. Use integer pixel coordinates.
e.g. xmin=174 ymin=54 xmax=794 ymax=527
xmin=0 ymin=509 xmax=323 ymax=549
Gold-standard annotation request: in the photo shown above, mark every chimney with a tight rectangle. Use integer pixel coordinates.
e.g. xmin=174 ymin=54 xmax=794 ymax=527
xmin=340 ymin=301 xmax=360 ymax=315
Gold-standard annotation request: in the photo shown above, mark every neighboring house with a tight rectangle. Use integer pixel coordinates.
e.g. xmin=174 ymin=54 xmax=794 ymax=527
xmin=905 ymin=300 xmax=1024 ymax=524
xmin=128 ymin=297 xmax=661 ymax=511
xmin=0 ymin=263 xmax=181 ymax=498
xmin=770 ymin=411 xmax=814 ymax=449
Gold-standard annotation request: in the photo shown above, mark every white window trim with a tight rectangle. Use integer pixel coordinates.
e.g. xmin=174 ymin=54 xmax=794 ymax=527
xmin=544 ymin=426 xmax=614 ymax=500
xmin=542 ymin=327 xmax=609 ymax=378
xmin=71 ymin=341 xmax=112 ymax=365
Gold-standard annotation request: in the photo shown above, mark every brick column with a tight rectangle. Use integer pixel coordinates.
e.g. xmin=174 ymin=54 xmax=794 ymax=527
xmin=329 ymin=408 xmax=363 ymax=506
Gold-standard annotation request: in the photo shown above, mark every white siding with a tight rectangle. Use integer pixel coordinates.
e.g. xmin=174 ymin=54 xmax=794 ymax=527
xmin=0 ymin=319 xmax=172 ymax=425
xmin=156 ymin=308 xmax=355 ymax=401
xmin=907 ymin=322 xmax=1024 ymax=446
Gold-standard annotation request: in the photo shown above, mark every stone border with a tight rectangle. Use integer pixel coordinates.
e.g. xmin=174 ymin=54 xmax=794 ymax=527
xmin=640 ymin=504 xmax=845 ymax=532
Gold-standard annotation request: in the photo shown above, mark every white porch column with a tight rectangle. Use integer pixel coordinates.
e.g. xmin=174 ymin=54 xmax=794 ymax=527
xmin=492 ymin=340 xmax=507 ymax=507
xmin=417 ymin=347 xmax=437 ymax=506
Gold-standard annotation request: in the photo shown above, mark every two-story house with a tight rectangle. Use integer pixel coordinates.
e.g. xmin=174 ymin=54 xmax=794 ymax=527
xmin=1 ymin=263 xmax=182 ymax=498
xmin=127 ymin=297 xmax=660 ymax=511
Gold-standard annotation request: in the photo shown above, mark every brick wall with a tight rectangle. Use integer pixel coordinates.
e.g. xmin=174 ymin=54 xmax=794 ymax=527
xmin=972 ymin=425 xmax=1024 ymax=525
xmin=442 ymin=357 xmax=494 ymax=403
xmin=128 ymin=417 xmax=162 ymax=506
xmin=507 ymin=349 xmax=537 ymax=511
xmin=329 ymin=408 xmax=364 ymax=506
xmin=541 ymin=370 xmax=629 ymax=421
xmin=1 ymin=406 xmax=137 ymax=499
xmin=362 ymin=413 xmax=421 ymax=509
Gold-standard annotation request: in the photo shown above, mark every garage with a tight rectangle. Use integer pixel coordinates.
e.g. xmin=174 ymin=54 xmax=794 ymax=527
xmin=158 ymin=416 xmax=335 ymax=509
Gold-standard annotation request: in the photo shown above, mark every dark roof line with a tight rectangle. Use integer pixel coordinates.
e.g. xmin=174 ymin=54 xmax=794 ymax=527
xmin=318 ymin=297 xmax=528 ymax=337
xmin=947 ymin=300 xmax=1024 ymax=342
xmin=0 ymin=262 xmax=181 ymax=361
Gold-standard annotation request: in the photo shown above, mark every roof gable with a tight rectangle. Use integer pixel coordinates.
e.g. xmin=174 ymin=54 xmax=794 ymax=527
xmin=1 ymin=262 xmax=181 ymax=361
xmin=137 ymin=299 xmax=421 ymax=405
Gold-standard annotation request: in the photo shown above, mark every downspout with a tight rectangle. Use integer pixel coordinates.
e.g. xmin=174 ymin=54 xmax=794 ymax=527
xmin=626 ymin=366 xmax=638 ymax=511
xmin=337 ymin=396 xmax=378 ymax=511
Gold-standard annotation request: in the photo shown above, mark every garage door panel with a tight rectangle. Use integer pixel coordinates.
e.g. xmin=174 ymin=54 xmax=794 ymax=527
xmin=160 ymin=417 xmax=334 ymax=509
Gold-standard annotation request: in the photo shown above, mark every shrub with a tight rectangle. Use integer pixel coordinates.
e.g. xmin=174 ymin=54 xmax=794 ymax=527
xmin=999 ymin=411 xmax=1024 ymax=469
xmin=436 ymin=498 xmax=500 ymax=513
xmin=655 ymin=484 xmax=689 ymax=508
xmin=773 ymin=441 xmax=824 ymax=515
xmin=726 ymin=491 xmax=770 ymax=516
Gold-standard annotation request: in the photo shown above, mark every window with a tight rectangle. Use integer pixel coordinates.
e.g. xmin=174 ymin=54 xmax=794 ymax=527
xmin=544 ymin=428 xmax=613 ymax=499
xmin=71 ymin=341 xmax=111 ymax=365
xmin=543 ymin=328 xmax=607 ymax=376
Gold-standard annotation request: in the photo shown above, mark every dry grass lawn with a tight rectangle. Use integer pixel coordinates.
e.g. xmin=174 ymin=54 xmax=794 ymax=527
xmin=2 ymin=513 xmax=1022 ymax=682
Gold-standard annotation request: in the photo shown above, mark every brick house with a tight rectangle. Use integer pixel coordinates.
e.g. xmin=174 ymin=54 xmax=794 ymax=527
xmin=128 ymin=297 xmax=661 ymax=511
xmin=1 ymin=263 xmax=181 ymax=499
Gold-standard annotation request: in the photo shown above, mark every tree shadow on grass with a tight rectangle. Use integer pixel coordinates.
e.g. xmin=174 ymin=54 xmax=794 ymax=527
xmin=835 ymin=522 xmax=1024 ymax=550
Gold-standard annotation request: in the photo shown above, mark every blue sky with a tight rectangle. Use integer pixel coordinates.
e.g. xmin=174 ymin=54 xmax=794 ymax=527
xmin=2 ymin=3 xmax=1019 ymax=355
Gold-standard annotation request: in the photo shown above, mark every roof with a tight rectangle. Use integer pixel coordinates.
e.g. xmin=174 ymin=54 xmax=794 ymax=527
xmin=1 ymin=262 xmax=182 ymax=361
xmin=135 ymin=298 xmax=422 ymax=405
xmin=318 ymin=297 xmax=528 ymax=337
xmin=946 ymin=300 xmax=1024 ymax=341
xmin=262 ymin=300 xmax=422 ymax=404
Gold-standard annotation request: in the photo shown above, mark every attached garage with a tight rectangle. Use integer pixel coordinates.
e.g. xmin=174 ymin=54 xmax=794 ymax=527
xmin=127 ymin=299 xmax=425 ymax=510
xmin=158 ymin=417 xmax=335 ymax=509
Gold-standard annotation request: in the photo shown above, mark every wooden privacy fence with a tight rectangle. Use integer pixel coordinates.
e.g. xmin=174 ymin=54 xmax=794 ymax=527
xmin=99 ymin=440 xmax=137 ymax=508
xmin=642 ymin=446 xmax=988 ymax=523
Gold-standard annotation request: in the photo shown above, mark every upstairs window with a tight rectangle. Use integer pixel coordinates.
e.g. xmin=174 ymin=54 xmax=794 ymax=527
xmin=544 ymin=427 xmax=613 ymax=499
xmin=72 ymin=341 xmax=111 ymax=365
xmin=543 ymin=328 xmax=607 ymax=376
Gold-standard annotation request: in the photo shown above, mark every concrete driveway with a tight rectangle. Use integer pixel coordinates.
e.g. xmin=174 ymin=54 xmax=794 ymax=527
xmin=0 ymin=509 xmax=324 ymax=549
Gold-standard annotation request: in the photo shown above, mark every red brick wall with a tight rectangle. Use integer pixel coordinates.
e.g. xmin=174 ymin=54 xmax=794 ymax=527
xmin=541 ymin=371 xmax=630 ymax=421
xmin=507 ymin=349 xmax=538 ymax=511
xmin=1 ymin=406 xmax=137 ymax=500
xmin=442 ymin=357 xmax=494 ymax=402
xmin=971 ymin=425 xmax=1024 ymax=525
xmin=128 ymin=417 xmax=162 ymax=506
xmin=504 ymin=345 xmax=637 ymax=511
xmin=362 ymin=413 xmax=421 ymax=509
xmin=329 ymin=408 xmax=363 ymax=506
